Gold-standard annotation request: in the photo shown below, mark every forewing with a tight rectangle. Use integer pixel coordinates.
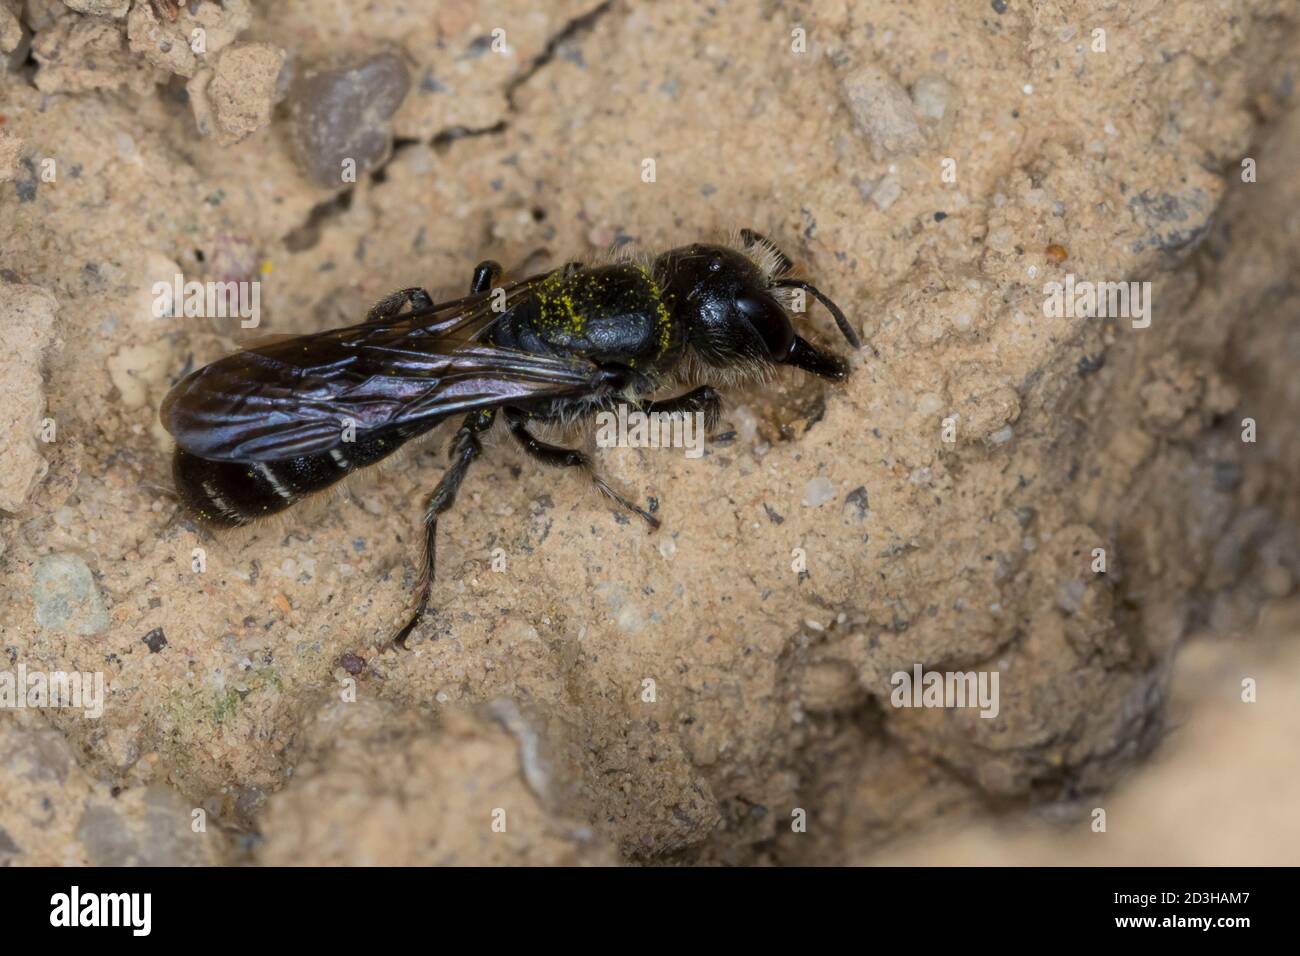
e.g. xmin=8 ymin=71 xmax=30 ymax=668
xmin=162 ymin=280 xmax=594 ymax=462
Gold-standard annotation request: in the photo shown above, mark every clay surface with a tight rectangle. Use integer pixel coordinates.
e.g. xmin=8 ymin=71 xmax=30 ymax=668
xmin=0 ymin=0 xmax=1297 ymax=865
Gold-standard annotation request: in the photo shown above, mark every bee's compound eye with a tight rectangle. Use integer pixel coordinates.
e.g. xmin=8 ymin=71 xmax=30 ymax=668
xmin=735 ymin=294 xmax=795 ymax=360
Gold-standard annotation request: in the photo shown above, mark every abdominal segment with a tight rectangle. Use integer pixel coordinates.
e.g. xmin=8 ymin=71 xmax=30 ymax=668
xmin=172 ymin=426 xmax=417 ymax=527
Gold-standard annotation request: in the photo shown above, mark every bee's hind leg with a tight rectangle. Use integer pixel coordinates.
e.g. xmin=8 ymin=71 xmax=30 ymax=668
xmin=503 ymin=407 xmax=660 ymax=530
xmin=367 ymin=286 xmax=433 ymax=321
xmin=392 ymin=408 xmax=495 ymax=649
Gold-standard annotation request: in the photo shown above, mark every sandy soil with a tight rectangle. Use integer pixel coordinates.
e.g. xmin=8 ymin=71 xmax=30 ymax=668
xmin=1 ymin=0 xmax=1297 ymax=865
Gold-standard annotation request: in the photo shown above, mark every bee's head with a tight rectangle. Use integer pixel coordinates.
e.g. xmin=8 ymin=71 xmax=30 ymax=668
xmin=652 ymin=243 xmax=860 ymax=381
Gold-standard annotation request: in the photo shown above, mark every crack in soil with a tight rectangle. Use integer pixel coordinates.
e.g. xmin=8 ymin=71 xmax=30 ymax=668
xmin=505 ymin=0 xmax=616 ymax=109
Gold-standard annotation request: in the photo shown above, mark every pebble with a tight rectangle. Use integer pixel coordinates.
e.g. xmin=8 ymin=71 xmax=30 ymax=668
xmin=0 ymin=827 xmax=20 ymax=862
xmin=107 ymin=343 xmax=170 ymax=409
xmin=1128 ymin=187 xmax=1216 ymax=254
xmin=911 ymin=74 xmax=954 ymax=122
xmin=142 ymin=627 xmax=167 ymax=653
xmin=1206 ymin=507 xmax=1274 ymax=589
xmin=64 ymin=0 xmax=129 ymax=17
xmin=77 ymin=785 xmax=215 ymax=865
xmin=0 ymin=281 xmax=57 ymax=513
xmin=202 ymin=43 xmax=287 ymax=144
xmin=797 ymin=659 xmax=863 ymax=713
xmin=844 ymin=486 xmax=870 ymax=520
xmin=32 ymin=554 xmax=109 ymax=636
xmin=1055 ymin=579 xmax=1087 ymax=615
xmin=803 ymin=476 xmax=837 ymax=507
xmin=871 ymin=175 xmax=903 ymax=210
xmin=338 ymin=653 xmax=366 ymax=675
xmin=288 ymin=51 xmax=412 ymax=188
xmin=127 ymin=2 xmax=197 ymax=78
xmin=841 ymin=65 xmax=924 ymax=160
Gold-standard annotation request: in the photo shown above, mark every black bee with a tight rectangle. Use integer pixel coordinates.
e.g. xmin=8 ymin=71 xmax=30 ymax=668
xmin=161 ymin=229 xmax=861 ymax=646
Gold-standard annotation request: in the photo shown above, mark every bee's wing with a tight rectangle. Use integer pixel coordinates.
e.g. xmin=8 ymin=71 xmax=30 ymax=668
xmin=161 ymin=281 xmax=598 ymax=462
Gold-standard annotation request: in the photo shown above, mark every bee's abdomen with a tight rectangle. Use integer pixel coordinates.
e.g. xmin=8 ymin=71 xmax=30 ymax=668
xmin=172 ymin=428 xmax=415 ymax=527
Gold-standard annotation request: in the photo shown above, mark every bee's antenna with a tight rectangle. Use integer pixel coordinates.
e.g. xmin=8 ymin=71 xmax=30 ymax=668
xmin=773 ymin=279 xmax=862 ymax=351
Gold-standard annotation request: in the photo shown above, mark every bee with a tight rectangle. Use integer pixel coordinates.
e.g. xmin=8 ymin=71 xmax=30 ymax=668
xmin=161 ymin=229 xmax=861 ymax=647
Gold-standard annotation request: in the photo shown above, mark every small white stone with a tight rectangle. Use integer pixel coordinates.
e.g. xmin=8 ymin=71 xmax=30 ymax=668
xmin=803 ymin=476 xmax=836 ymax=507
xmin=917 ymin=392 xmax=943 ymax=414
xmin=911 ymin=74 xmax=954 ymax=121
xmin=841 ymin=66 xmax=923 ymax=160
xmin=872 ymin=175 xmax=903 ymax=210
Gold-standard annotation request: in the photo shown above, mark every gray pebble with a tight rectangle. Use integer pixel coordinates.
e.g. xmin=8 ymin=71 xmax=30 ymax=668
xmin=32 ymin=554 xmax=108 ymax=636
xmin=142 ymin=627 xmax=167 ymax=653
xmin=844 ymin=486 xmax=870 ymax=520
xmin=0 ymin=826 xmax=21 ymax=861
xmin=1128 ymin=187 xmax=1215 ymax=255
xmin=841 ymin=65 xmax=924 ymax=160
xmin=1055 ymin=579 xmax=1086 ymax=615
xmin=288 ymin=51 xmax=411 ymax=188
xmin=76 ymin=785 xmax=213 ymax=866
xmin=911 ymin=73 xmax=954 ymax=122
xmin=1206 ymin=507 xmax=1274 ymax=589
xmin=872 ymin=175 xmax=903 ymax=210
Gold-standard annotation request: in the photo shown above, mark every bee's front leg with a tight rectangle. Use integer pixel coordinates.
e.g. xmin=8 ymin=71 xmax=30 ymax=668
xmin=641 ymin=386 xmax=722 ymax=432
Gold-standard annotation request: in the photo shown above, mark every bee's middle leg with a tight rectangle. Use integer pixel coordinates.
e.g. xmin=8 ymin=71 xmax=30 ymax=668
xmin=392 ymin=408 xmax=495 ymax=648
xmin=470 ymin=260 xmax=502 ymax=294
xmin=503 ymin=407 xmax=660 ymax=530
